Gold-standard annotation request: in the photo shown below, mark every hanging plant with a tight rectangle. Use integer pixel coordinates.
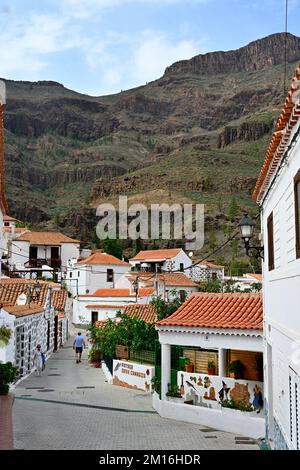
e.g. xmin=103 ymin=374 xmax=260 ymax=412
xmin=0 ymin=325 xmax=13 ymax=347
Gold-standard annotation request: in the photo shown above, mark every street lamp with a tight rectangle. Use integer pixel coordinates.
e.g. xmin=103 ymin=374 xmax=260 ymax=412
xmin=238 ymin=214 xmax=264 ymax=260
xmin=27 ymin=281 xmax=42 ymax=305
xmin=132 ymin=277 xmax=139 ymax=302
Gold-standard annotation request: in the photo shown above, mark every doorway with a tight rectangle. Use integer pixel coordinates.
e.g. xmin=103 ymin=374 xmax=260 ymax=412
xmin=91 ymin=311 xmax=98 ymax=324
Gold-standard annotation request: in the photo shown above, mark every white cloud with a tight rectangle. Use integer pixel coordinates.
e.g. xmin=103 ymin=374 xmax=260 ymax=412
xmin=133 ymin=32 xmax=199 ymax=83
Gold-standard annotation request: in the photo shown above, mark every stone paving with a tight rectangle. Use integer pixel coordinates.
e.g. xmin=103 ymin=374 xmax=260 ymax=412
xmin=12 ymin=336 xmax=260 ymax=450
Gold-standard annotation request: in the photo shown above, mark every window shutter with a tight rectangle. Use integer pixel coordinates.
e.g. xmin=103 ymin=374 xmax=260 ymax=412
xmin=294 ymin=170 xmax=300 ymax=259
xmin=267 ymin=212 xmax=274 ymax=271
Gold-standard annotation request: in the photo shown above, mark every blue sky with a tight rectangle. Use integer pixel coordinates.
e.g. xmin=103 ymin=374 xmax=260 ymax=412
xmin=0 ymin=0 xmax=299 ymax=96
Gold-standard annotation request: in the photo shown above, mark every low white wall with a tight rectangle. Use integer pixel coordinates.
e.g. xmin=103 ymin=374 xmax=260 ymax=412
xmin=152 ymin=393 xmax=265 ymax=439
xmin=112 ymin=359 xmax=154 ymax=392
xmin=101 ymin=360 xmax=113 ymax=384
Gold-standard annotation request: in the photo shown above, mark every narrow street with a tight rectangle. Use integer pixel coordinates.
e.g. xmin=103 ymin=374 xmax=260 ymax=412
xmin=12 ymin=337 xmax=260 ymax=450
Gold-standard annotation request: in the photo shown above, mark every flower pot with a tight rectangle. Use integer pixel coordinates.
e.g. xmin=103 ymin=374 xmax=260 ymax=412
xmin=207 ymin=368 xmax=215 ymax=375
xmin=185 ymin=364 xmax=194 ymax=373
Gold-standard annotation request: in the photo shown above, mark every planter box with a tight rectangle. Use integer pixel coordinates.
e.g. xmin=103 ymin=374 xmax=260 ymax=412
xmin=166 ymin=396 xmax=183 ymax=404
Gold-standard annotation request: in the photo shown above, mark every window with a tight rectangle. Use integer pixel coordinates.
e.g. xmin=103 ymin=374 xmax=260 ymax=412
xmin=179 ymin=263 xmax=184 ymax=272
xmin=107 ymin=269 xmax=114 ymax=282
xmin=179 ymin=290 xmax=186 ymax=302
xmin=4 ymin=222 xmax=9 ymax=226
xmin=211 ymin=272 xmax=217 ymax=280
xmin=294 ymin=170 xmax=300 ymax=259
xmin=267 ymin=212 xmax=275 ymax=271
xmin=78 ymin=271 xmax=80 ymax=277
xmin=69 ymin=272 xmax=72 ymax=278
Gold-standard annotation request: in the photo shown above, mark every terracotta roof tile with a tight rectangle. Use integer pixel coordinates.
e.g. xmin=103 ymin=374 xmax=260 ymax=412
xmin=130 ymin=248 xmax=182 ymax=261
xmin=14 ymin=231 xmax=80 ymax=245
xmin=0 ymin=279 xmax=48 ymax=307
xmin=253 ymin=62 xmax=300 ymax=202
xmin=3 ymin=305 xmax=44 ymax=317
xmin=52 ymin=290 xmax=67 ymax=311
xmin=244 ymin=273 xmax=262 ymax=282
xmin=193 ymin=260 xmax=224 ymax=270
xmin=85 ymin=287 xmax=155 ymax=298
xmin=128 ymin=272 xmax=196 ymax=287
xmin=123 ymin=304 xmax=157 ymax=323
xmin=76 ymin=252 xmax=129 ymax=266
xmin=156 ymin=292 xmax=262 ymax=330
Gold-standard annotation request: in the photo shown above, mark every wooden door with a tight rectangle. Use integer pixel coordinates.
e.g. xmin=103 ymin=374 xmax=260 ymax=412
xmin=91 ymin=311 xmax=98 ymax=324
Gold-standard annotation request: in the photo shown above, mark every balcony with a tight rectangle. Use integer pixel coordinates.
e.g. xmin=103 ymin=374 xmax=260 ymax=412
xmin=26 ymin=258 xmax=61 ymax=269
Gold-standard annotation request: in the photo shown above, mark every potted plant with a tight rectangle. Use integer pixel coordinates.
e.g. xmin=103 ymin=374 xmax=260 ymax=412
xmin=207 ymin=360 xmax=216 ymax=375
xmin=184 ymin=358 xmax=194 ymax=373
xmin=0 ymin=362 xmax=18 ymax=395
xmin=151 ymin=375 xmax=161 ymax=396
xmin=228 ymin=360 xmax=243 ymax=379
xmin=88 ymin=348 xmax=102 ymax=367
xmin=166 ymin=383 xmax=182 ymax=403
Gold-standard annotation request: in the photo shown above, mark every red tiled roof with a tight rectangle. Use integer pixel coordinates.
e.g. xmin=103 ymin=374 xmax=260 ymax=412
xmin=76 ymin=252 xmax=129 ymax=266
xmin=123 ymin=304 xmax=157 ymax=323
xmin=52 ymin=290 xmax=67 ymax=311
xmin=13 ymin=231 xmax=80 ymax=245
xmin=0 ymin=279 xmax=48 ymax=307
xmin=3 ymin=304 xmax=44 ymax=317
xmin=84 ymin=287 xmax=155 ymax=298
xmin=128 ymin=272 xmax=196 ymax=287
xmin=253 ymin=63 xmax=300 ymax=203
xmin=130 ymin=248 xmax=182 ymax=261
xmin=156 ymin=292 xmax=263 ymax=330
xmin=244 ymin=273 xmax=262 ymax=282
xmin=193 ymin=260 xmax=224 ymax=270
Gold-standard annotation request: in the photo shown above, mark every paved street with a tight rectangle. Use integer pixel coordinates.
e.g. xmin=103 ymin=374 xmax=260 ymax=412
xmin=12 ymin=337 xmax=260 ymax=450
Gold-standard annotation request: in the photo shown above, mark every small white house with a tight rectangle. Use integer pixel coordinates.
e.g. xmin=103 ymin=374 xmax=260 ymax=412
xmin=253 ymin=62 xmax=300 ymax=449
xmin=73 ymin=286 xmax=155 ymax=325
xmin=66 ymin=251 xmax=130 ymax=297
xmin=188 ymin=260 xmax=225 ymax=283
xmin=129 ymin=248 xmax=192 ymax=273
xmin=154 ymin=292 xmax=264 ymax=439
xmin=11 ymin=231 xmax=80 ymax=276
xmin=2 ymin=215 xmax=28 ymax=254
xmin=127 ymin=271 xmax=198 ymax=301
xmin=0 ymin=279 xmax=56 ymax=377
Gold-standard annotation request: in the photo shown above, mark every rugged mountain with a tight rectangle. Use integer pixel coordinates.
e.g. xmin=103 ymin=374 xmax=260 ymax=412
xmin=3 ymin=32 xmax=300 ymax=263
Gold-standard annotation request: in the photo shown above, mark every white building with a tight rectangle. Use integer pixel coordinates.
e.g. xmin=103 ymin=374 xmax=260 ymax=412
xmin=253 ymin=63 xmax=300 ymax=449
xmin=129 ymin=248 xmax=192 ymax=273
xmin=66 ymin=250 xmax=130 ymax=297
xmin=126 ymin=271 xmax=198 ymax=302
xmin=223 ymin=273 xmax=262 ymax=292
xmin=154 ymin=292 xmax=264 ymax=439
xmin=11 ymin=231 xmax=80 ymax=277
xmin=188 ymin=260 xmax=225 ymax=283
xmin=73 ymin=286 xmax=155 ymax=325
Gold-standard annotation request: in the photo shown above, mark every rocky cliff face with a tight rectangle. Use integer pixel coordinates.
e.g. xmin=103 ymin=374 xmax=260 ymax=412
xmin=3 ymin=32 xmax=299 ymax=252
xmin=164 ymin=33 xmax=300 ymax=76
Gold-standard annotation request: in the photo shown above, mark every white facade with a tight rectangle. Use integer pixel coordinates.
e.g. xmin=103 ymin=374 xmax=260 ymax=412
xmin=259 ymin=119 xmax=300 ymax=449
xmin=11 ymin=239 xmax=80 ymax=274
xmin=130 ymin=249 xmax=192 ymax=272
xmin=155 ymin=326 xmax=264 ymax=439
xmin=66 ymin=261 xmax=130 ymax=297
xmin=188 ymin=262 xmax=224 ymax=283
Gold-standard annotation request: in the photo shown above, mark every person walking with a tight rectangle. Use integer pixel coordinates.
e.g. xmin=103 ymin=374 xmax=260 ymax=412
xmin=33 ymin=344 xmax=43 ymax=377
xmin=73 ymin=332 xmax=86 ymax=364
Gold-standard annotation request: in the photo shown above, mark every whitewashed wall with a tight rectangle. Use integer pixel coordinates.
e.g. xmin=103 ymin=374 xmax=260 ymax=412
xmin=261 ymin=118 xmax=300 ymax=449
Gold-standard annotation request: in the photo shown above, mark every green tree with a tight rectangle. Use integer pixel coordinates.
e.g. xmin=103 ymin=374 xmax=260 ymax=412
xmin=199 ymin=279 xmax=222 ymax=293
xmin=151 ymin=290 xmax=185 ymax=321
xmin=102 ymin=238 xmax=123 ymax=260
